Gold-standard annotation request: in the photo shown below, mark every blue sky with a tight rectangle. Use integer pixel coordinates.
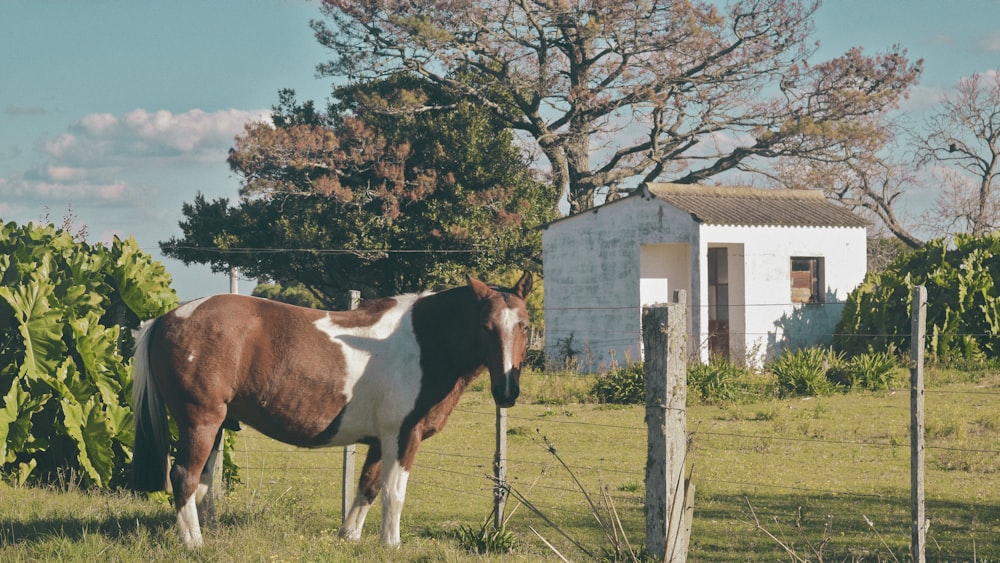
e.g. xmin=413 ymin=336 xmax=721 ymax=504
xmin=2 ymin=0 xmax=999 ymax=301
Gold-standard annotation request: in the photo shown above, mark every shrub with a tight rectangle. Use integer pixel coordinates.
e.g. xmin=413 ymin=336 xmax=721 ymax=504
xmin=835 ymin=234 xmax=1000 ymax=360
xmin=827 ymin=348 xmax=900 ymax=391
xmin=768 ymin=347 xmax=841 ymax=397
xmin=590 ymin=363 xmax=645 ymax=405
xmin=687 ymin=358 xmax=754 ymax=404
xmin=0 ymin=221 xmax=177 ymax=487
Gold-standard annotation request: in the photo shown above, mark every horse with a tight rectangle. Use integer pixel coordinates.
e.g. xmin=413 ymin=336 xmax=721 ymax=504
xmin=130 ymin=273 xmax=533 ymax=548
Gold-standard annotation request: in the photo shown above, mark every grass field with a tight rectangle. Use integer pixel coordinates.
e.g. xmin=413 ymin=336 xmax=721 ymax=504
xmin=0 ymin=368 xmax=997 ymax=561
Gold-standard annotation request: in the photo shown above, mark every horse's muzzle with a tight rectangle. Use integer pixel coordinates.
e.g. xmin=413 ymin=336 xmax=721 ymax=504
xmin=492 ymin=382 xmax=520 ymax=408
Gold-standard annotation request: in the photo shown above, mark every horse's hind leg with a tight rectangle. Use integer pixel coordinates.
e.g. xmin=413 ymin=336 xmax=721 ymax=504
xmin=339 ymin=440 xmax=382 ymax=541
xmin=195 ymin=427 xmax=225 ymax=526
xmin=171 ymin=420 xmax=223 ymax=548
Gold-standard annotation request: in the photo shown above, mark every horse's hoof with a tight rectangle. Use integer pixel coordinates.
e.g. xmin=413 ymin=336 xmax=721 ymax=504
xmin=338 ymin=528 xmax=362 ymax=542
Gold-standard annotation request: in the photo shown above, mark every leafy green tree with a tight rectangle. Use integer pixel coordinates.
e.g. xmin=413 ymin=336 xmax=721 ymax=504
xmin=0 ymin=221 xmax=177 ymax=487
xmin=835 ymin=234 xmax=1000 ymax=360
xmin=163 ymin=78 xmax=557 ymax=302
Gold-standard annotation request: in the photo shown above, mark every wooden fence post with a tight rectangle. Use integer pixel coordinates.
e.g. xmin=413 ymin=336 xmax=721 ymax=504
xmin=643 ymin=290 xmax=690 ymax=562
xmin=342 ymin=290 xmax=361 ymax=525
xmin=494 ymin=405 xmax=508 ymax=530
xmin=910 ymin=285 xmax=927 ymax=563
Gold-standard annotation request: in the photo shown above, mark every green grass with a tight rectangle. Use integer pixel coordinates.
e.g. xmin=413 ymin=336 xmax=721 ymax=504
xmin=1 ymin=368 xmax=998 ymax=561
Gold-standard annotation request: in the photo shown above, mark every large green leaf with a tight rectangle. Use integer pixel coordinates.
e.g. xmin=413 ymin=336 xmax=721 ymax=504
xmin=0 ymin=260 xmax=67 ymax=381
xmin=71 ymin=312 xmax=126 ymax=400
xmin=0 ymin=380 xmax=51 ymax=464
xmin=110 ymin=236 xmax=178 ymax=319
xmin=60 ymin=392 xmax=114 ymax=487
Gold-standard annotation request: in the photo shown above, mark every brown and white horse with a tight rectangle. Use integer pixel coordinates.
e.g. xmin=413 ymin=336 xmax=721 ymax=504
xmin=131 ymin=273 xmax=533 ymax=548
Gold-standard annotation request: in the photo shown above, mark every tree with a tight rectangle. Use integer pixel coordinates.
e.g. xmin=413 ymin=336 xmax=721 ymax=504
xmin=914 ymin=70 xmax=1000 ymax=237
xmin=773 ymin=148 xmax=924 ymax=249
xmin=312 ymin=0 xmax=922 ymax=214
xmin=0 ymin=221 xmax=177 ymax=487
xmin=162 ymin=81 xmax=557 ymax=301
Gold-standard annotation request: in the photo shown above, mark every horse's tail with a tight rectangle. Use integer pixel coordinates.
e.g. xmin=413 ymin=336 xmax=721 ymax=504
xmin=131 ymin=317 xmax=170 ymax=492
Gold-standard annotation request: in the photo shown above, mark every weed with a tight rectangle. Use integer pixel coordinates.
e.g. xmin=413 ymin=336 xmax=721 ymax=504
xmin=751 ymin=408 xmax=778 ymax=422
xmin=455 ymin=514 xmax=517 ymax=554
xmin=687 ymin=357 xmax=755 ymax=404
xmin=591 ymin=363 xmax=645 ymax=404
xmin=769 ymin=347 xmax=842 ymax=397
xmin=830 ymin=347 xmax=901 ymax=391
xmin=617 ymin=481 xmax=642 ymax=493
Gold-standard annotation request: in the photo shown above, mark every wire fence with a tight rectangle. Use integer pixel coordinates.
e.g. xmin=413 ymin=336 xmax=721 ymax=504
xmin=202 ymin=269 xmax=999 ymax=558
xmin=224 ymin=382 xmax=999 ymax=559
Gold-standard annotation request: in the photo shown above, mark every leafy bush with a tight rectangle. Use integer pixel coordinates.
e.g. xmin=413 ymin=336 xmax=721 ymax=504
xmin=687 ymin=358 xmax=758 ymax=404
xmin=835 ymin=234 xmax=1000 ymax=361
xmin=827 ymin=348 xmax=900 ymax=391
xmin=590 ymin=363 xmax=645 ymax=405
xmin=768 ymin=347 xmax=841 ymax=397
xmin=0 ymin=222 xmax=177 ymax=487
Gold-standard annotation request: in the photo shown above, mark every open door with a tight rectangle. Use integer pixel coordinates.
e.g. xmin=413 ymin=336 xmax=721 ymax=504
xmin=707 ymin=247 xmax=729 ymax=358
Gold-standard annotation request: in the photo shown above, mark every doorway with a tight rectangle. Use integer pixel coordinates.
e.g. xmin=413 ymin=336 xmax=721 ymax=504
xmin=707 ymin=247 xmax=729 ymax=358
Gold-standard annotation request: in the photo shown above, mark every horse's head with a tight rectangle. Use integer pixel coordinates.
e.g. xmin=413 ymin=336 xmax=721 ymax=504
xmin=468 ymin=272 xmax=534 ymax=408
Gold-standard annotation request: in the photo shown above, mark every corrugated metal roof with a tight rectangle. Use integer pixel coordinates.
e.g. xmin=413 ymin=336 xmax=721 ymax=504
xmin=644 ymin=183 xmax=869 ymax=228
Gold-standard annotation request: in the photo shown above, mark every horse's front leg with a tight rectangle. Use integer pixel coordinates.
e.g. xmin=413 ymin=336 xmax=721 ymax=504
xmin=340 ymin=440 xmax=382 ymax=541
xmin=380 ymin=429 xmax=425 ymax=547
xmin=378 ymin=432 xmax=411 ymax=547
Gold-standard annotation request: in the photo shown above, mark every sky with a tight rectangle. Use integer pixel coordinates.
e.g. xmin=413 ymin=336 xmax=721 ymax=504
xmin=2 ymin=0 xmax=1000 ymax=301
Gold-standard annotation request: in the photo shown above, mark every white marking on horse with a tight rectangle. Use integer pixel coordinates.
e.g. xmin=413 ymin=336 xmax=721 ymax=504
xmin=380 ymin=459 xmax=410 ymax=546
xmin=499 ymin=306 xmax=522 ymax=397
xmin=311 ymin=294 xmax=425 ymax=444
xmin=173 ymin=297 xmax=211 ymax=319
xmin=176 ymin=493 xmax=203 ymax=548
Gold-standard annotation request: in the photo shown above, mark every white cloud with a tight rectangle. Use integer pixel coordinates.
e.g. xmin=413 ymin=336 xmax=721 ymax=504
xmin=900 ymin=84 xmax=948 ymax=113
xmin=41 ymin=107 xmax=269 ymax=166
xmin=975 ymin=30 xmax=1000 ymax=53
xmin=0 ymin=107 xmax=269 ymax=211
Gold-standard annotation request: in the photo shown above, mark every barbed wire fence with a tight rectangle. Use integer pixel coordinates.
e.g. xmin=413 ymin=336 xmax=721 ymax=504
xmin=195 ymin=249 xmax=1000 ymax=560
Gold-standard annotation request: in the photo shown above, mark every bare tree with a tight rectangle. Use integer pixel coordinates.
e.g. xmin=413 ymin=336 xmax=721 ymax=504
xmin=773 ymin=147 xmax=923 ymax=249
xmin=915 ymin=70 xmax=1000 ymax=237
xmin=312 ymin=0 xmax=922 ymax=214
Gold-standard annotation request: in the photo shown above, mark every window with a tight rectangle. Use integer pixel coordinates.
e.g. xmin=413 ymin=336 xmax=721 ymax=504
xmin=790 ymin=257 xmax=824 ymax=304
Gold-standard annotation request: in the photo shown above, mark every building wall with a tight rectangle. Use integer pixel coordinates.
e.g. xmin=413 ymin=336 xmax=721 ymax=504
xmin=543 ymin=197 xmax=868 ymax=371
xmin=697 ymin=224 xmax=867 ymax=363
xmin=542 ymin=196 xmax=696 ymax=371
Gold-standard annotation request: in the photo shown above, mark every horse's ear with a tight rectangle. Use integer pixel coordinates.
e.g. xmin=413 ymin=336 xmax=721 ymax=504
xmin=467 ymin=275 xmax=493 ymax=300
xmin=513 ymin=272 xmax=534 ymax=299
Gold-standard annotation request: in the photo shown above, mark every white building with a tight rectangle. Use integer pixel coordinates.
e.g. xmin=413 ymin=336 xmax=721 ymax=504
xmin=542 ymin=183 xmax=869 ymax=370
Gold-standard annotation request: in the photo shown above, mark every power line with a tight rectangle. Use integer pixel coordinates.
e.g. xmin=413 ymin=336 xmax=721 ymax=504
xmin=160 ymin=244 xmax=488 ymax=255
